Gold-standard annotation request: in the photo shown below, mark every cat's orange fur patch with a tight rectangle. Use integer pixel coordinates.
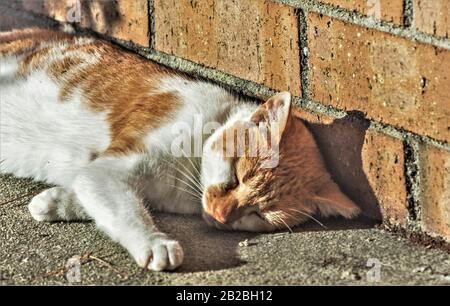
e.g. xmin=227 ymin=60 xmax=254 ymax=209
xmin=0 ymin=28 xmax=71 ymax=57
xmin=3 ymin=28 xmax=184 ymax=156
xmin=62 ymin=43 xmax=181 ymax=155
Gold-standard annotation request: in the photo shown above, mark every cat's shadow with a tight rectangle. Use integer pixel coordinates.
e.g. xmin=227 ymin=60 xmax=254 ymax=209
xmin=155 ymin=213 xmax=255 ymax=273
xmin=154 ymin=213 xmax=376 ymax=273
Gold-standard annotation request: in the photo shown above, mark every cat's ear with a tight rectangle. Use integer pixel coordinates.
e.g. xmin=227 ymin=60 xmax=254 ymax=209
xmin=308 ymin=181 xmax=361 ymax=219
xmin=250 ymin=92 xmax=292 ymax=140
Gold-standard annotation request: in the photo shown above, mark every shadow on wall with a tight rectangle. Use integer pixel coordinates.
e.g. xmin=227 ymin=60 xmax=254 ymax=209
xmin=78 ymin=0 xmax=121 ymax=33
xmin=0 ymin=1 xmax=52 ymax=31
xmin=13 ymin=0 xmax=121 ymax=33
xmin=304 ymin=113 xmax=383 ymax=222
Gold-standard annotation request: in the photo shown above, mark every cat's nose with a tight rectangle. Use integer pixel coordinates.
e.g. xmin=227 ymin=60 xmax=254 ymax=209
xmin=213 ymin=206 xmax=232 ymax=224
xmin=213 ymin=203 xmax=237 ymax=224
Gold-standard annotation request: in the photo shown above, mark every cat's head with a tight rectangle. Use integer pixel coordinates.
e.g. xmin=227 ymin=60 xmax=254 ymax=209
xmin=201 ymin=92 xmax=360 ymax=232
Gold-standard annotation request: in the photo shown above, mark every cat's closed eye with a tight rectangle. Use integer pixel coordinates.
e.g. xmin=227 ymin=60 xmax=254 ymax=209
xmin=223 ymin=181 xmax=238 ymax=192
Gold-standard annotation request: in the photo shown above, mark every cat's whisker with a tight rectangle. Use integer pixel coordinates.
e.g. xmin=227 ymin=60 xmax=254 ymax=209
xmin=183 ymin=154 xmax=202 ymax=179
xmin=166 ymin=184 xmax=202 ymax=201
xmin=169 ymin=141 xmax=205 ymax=188
xmin=272 ymin=217 xmax=285 ymax=230
xmin=175 ymin=154 xmax=204 ymax=189
xmin=162 ymin=167 xmax=202 ymax=198
xmin=154 ymin=150 xmax=204 ymax=193
xmin=265 ymin=211 xmax=293 ymax=233
xmin=288 ymin=208 xmax=327 ymax=229
xmin=153 ymin=138 xmax=205 ymax=191
xmin=166 ymin=173 xmax=202 ymax=197
xmin=166 ymin=163 xmax=203 ymax=194
xmin=160 ymin=151 xmax=204 ymax=191
xmin=276 ymin=214 xmax=294 ymax=234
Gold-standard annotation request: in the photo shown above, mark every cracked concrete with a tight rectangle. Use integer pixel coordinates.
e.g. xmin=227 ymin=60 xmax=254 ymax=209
xmin=1 ymin=174 xmax=449 ymax=285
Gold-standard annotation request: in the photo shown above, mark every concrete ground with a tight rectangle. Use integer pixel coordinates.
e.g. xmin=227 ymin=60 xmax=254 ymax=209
xmin=1 ymin=4 xmax=449 ymax=286
xmin=1 ymin=174 xmax=450 ymax=285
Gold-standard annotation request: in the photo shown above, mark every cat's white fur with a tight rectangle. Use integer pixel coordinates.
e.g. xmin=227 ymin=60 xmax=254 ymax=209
xmin=0 ymin=57 xmax=258 ymax=270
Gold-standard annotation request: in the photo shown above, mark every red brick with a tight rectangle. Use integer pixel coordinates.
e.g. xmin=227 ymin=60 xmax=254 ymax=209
xmin=308 ymin=13 xmax=450 ymax=142
xmin=419 ymin=144 xmax=450 ymax=241
xmin=318 ymin=0 xmax=405 ymax=25
xmin=362 ymin=129 xmax=408 ymax=226
xmin=414 ymin=0 xmax=450 ymax=38
xmin=20 ymin=0 xmax=149 ymax=46
xmin=154 ymin=0 xmax=301 ymax=96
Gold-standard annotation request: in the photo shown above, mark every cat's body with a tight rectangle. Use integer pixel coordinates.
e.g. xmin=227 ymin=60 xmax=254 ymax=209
xmin=1 ymin=28 xmax=360 ymax=271
xmin=0 ymin=28 xmax=235 ymax=215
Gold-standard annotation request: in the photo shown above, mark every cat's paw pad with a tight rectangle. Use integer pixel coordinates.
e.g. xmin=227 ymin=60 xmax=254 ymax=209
xmin=28 ymin=188 xmax=61 ymax=222
xmin=135 ymin=236 xmax=184 ymax=271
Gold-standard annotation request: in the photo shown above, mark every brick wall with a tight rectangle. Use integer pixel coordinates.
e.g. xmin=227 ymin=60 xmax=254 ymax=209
xmin=7 ymin=0 xmax=450 ymax=242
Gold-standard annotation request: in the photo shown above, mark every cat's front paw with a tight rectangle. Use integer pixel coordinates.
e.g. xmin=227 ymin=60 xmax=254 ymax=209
xmin=134 ymin=234 xmax=184 ymax=271
xmin=28 ymin=188 xmax=61 ymax=222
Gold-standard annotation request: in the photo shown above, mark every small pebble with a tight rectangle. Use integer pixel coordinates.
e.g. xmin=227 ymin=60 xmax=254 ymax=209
xmin=239 ymin=239 xmax=249 ymax=247
xmin=412 ymin=266 xmax=431 ymax=273
xmin=273 ymin=233 xmax=287 ymax=239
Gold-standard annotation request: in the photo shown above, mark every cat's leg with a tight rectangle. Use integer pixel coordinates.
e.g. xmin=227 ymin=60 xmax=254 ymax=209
xmin=28 ymin=187 xmax=89 ymax=222
xmin=71 ymin=155 xmax=183 ymax=271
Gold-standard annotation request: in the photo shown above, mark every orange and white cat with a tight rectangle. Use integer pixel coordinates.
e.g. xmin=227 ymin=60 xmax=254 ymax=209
xmin=0 ymin=28 xmax=360 ymax=271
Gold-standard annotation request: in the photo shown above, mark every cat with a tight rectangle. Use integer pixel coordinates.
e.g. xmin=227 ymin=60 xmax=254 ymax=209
xmin=0 ymin=27 xmax=360 ymax=271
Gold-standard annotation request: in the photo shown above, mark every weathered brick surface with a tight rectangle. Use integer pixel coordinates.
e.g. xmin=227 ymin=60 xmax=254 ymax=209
xmin=414 ymin=0 xmax=450 ymax=38
xmin=362 ymin=129 xmax=408 ymax=226
xmin=317 ymin=0 xmax=404 ymax=25
xmin=308 ymin=13 xmax=450 ymax=142
xmin=154 ymin=0 xmax=301 ymax=96
xmin=419 ymin=145 xmax=450 ymax=241
xmin=20 ymin=0 xmax=149 ymax=46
